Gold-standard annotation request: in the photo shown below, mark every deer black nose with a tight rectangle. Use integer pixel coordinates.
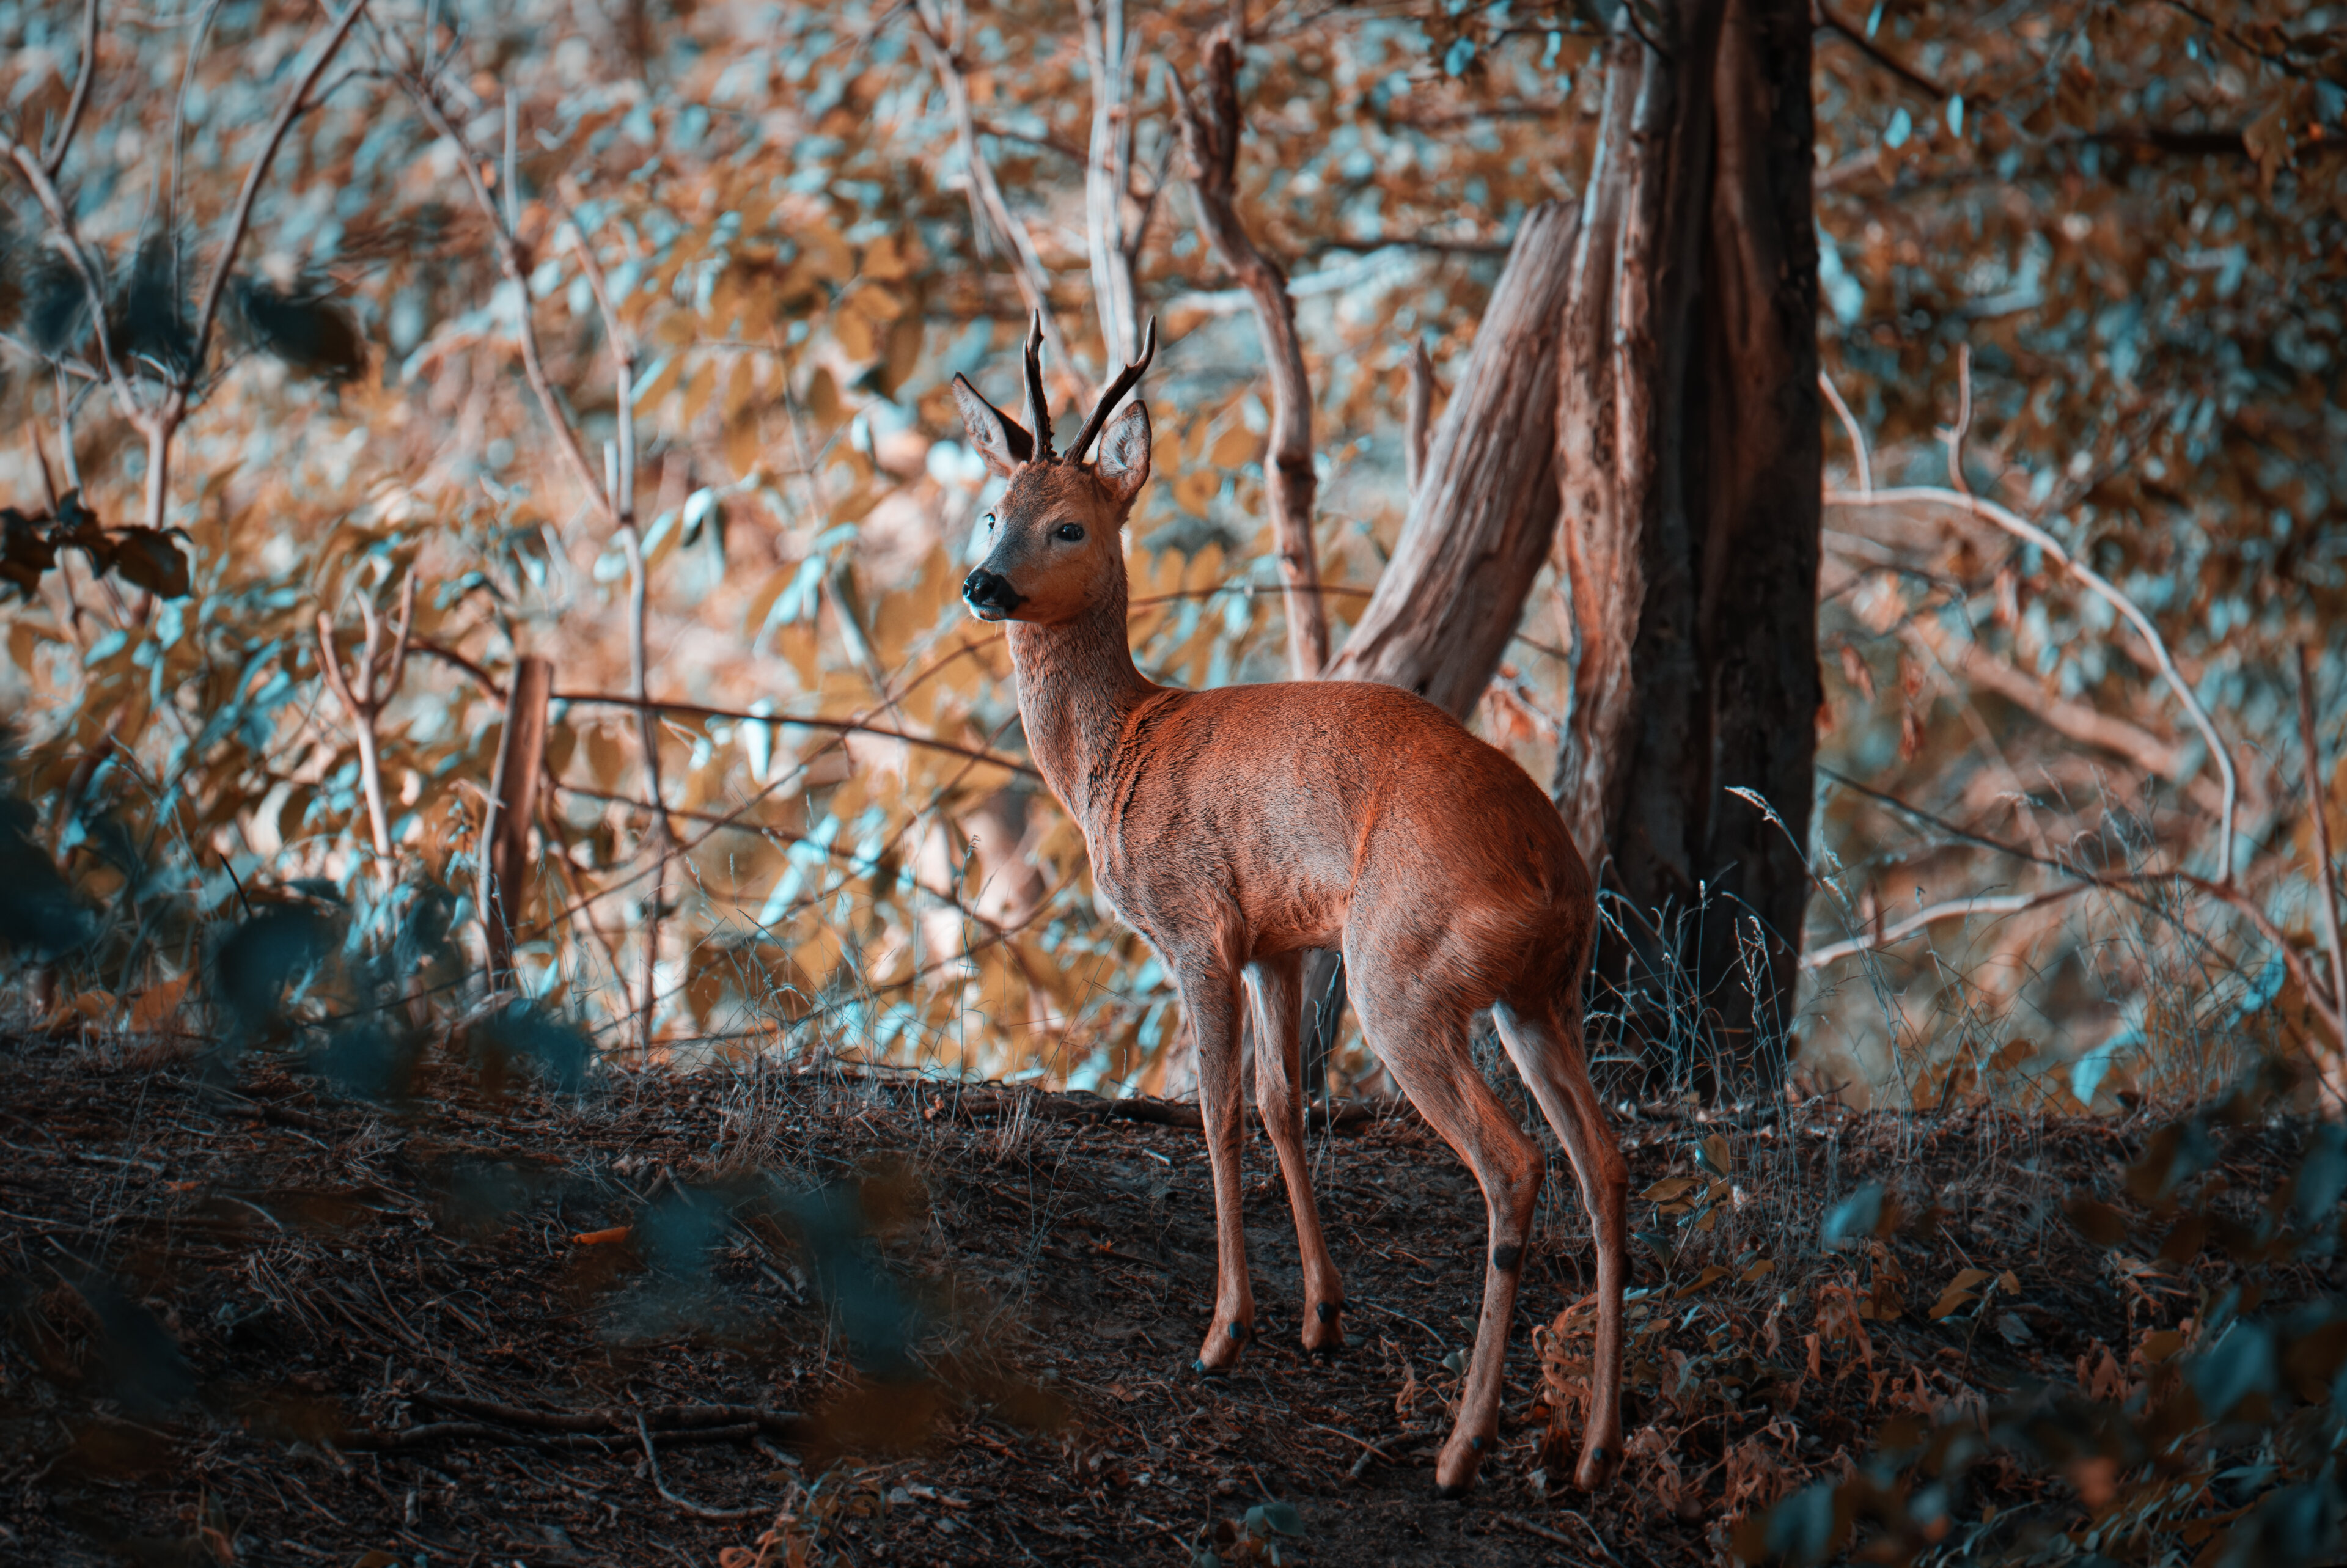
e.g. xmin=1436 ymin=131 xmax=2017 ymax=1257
xmin=963 ymin=569 xmax=1024 ymax=614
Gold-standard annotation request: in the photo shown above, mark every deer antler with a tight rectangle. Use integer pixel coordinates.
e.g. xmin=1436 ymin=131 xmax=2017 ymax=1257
xmin=1021 ymin=313 xmax=1054 ymax=462
xmin=1070 ymin=317 xmax=1158 ymax=463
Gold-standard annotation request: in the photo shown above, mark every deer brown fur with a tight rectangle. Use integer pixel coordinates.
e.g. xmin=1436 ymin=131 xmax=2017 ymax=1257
xmin=952 ymin=320 xmax=1629 ymax=1497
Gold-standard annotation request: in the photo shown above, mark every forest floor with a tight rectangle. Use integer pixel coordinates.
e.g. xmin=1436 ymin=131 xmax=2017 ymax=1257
xmin=0 ymin=1028 xmax=2326 ymax=1567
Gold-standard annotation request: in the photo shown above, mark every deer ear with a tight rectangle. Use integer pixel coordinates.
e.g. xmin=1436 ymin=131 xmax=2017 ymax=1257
xmin=952 ymin=374 xmax=1034 ymax=476
xmin=1093 ymin=400 xmax=1151 ymax=510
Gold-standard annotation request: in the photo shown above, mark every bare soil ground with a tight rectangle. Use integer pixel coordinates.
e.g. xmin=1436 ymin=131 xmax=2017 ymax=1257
xmin=0 ymin=1031 xmax=2327 ymax=1567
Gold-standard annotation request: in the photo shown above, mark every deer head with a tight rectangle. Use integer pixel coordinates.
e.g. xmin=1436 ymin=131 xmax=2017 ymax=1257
xmin=953 ymin=316 xmax=1156 ymax=626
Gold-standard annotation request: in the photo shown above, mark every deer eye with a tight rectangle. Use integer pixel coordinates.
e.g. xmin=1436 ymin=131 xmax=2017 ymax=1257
xmin=982 ymin=513 xmax=997 ymax=530
xmin=1054 ymin=522 xmax=1085 ymax=543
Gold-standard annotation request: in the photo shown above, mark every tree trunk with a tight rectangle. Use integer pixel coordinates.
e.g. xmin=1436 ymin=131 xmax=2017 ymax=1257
xmin=1552 ymin=0 xmax=1821 ymax=1079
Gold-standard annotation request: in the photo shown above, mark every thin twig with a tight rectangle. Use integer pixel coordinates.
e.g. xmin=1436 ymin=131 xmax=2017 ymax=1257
xmin=1554 ymin=1508 xmax=1626 ymax=1568
xmin=909 ymin=1 xmax=1085 ymax=401
xmin=1300 ymin=1422 xmax=1396 ymax=1461
xmin=634 ymin=1410 xmax=769 ymax=1520
xmin=406 ymin=642 xmax=1038 ymax=777
xmin=40 ymin=0 xmax=101 ymax=178
xmin=397 ymin=75 xmax=609 ymax=519
xmin=314 ymin=573 xmax=415 ymax=879
xmin=1813 ymin=0 xmax=1950 ymax=98
xmin=1404 ymin=340 xmax=1433 ymax=499
xmin=550 ymin=175 xmax=666 ymax=1060
xmin=185 ymin=0 xmax=371 ymax=403
xmin=1818 ymin=365 xmax=1871 ymax=495
xmin=1802 ymin=888 xmax=2085 ymax=968
xmin=1940 ymin=343 xmax=1974 ymax=497
xmin=0 ymin=134 xmax=143 ymax=422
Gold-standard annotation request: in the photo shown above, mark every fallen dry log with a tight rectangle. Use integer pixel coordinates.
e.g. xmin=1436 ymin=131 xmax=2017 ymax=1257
xmin=422 ymin=1392 xmax=804 ymax=1435
xmin=340 ymin=1395 xmax=806 ymax=1453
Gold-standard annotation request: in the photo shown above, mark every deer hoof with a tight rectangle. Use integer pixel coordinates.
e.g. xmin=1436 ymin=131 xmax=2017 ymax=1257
xmin=1573 ymin=1443 xmax=1622 ymax=1491
xmin=1434 ymin=1439 xmax=1485 ymax=1497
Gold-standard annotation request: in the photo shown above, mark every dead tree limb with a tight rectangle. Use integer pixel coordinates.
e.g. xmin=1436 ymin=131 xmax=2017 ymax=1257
xmin=2297 ymin=645 xmax=2347 ymax=1080
xmin=1169 ymin=31 xmax=1328 ymax=680
xmin=1078 ymin=0 xmax=1142 ymax=368
xmin=1326 ymin=200 xmax=1578 ymax=718
xmin=480 ymin=655 xmax=553 ymax=987
xmin=911 ymin=0 xmax=1085 ymax=405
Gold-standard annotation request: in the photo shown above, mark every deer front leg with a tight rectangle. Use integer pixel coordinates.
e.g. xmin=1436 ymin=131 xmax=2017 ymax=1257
xmin=1246 ymin=953 xmax=1346 ymax=1354
xmin=1180 ymin=957 xmax=1255 ymax=1373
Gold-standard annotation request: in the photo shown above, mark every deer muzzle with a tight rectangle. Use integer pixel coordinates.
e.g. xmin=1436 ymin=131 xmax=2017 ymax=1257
xmin=962 ymin=568 xmax=1025 ymax=620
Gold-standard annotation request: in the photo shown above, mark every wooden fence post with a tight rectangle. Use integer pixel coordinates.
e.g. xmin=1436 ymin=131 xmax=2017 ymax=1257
xmin=480 ymin=656 xmax=553 ymax=988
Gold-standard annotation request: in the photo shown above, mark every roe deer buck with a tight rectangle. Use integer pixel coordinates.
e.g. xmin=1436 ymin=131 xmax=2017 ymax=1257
xmin=952 ymin=318 xmax=1628 ymax=1496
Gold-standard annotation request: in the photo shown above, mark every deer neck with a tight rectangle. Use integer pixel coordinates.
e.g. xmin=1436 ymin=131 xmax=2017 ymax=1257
xmin=1005 ymin=570 xmax=1151 ymax=821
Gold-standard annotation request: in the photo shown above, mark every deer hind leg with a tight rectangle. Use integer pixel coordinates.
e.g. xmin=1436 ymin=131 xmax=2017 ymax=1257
xmin=1246 ymin=952 xmax=1346 ymax=1355
xmin=1179 ymin=955 xmax=1255 ymax=1373
xmin=1348 ymin=973 xmax=1544 ymax=1498
xmin=1493 ymin=993 xmax=1629 ymax=1491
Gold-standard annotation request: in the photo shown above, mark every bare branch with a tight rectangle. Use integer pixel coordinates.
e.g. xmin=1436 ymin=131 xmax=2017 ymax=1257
xmin=1827 ymin=484 xmax=2239 ymax=884
xmin=1905 ymin=618 xmax=2206 ymax=796
xmin=186 ymin=0 xmax=370 ymax=393
xmin=547 ymin=177 xmax=666 ymax=1056
xmin=1939 ymin=342 xmax=1974 ymax=497
xmin=168 ymin=0 xmax=227 ymax=232
xmin=1076 ymin=0 xmax=1140 ymax=367
xmin=1813 ymin=0 xmax=1950 ymax=98
xmin=383 ymin=570 xmax=415 ymax=700
xmin=40 ymin=0 xmax=101 ymax=178
xmin=315 ymin=608 xmax=394 ymax=869
xmin=1803 ymin=888 xmax=2086 ymax=969
xmin=909 ymin=2 xmax=1085 ymax=403
xmin=1169 ymin=32 xmax=1327 ymax=678
xmin=399 ymin=74 xmax=610 ymax=522
xmin=1818 ymin=365 xmax=1871 ymax=495
xmin=1828 ymin=768 xmax=2342 ymax=1050
xmin=0 ymin=136 xmax=144 ymax=421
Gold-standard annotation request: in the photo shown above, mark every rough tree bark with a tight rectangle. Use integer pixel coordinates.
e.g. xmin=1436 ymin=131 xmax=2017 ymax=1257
xmin=1552 ymin=0 xmax=1821 ymax=1072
